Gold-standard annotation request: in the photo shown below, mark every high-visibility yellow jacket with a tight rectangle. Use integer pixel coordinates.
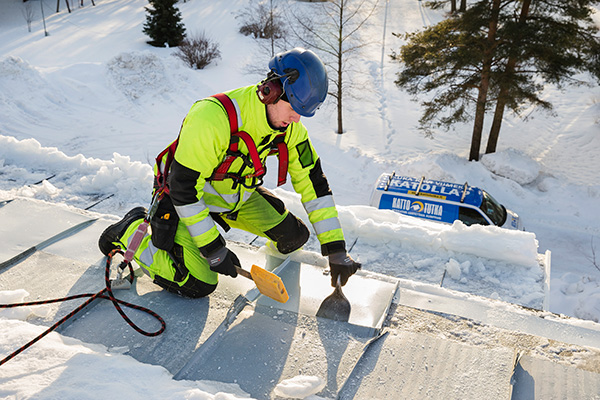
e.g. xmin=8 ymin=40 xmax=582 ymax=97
xmin=159 ymin=85 xmax=346 ymax=257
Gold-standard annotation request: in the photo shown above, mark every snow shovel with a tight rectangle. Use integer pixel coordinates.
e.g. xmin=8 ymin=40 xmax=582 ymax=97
xmin=316 ymin=275 xmax=351 ymax=322
xmin=235 ymin=265 xmax=289 ymax=303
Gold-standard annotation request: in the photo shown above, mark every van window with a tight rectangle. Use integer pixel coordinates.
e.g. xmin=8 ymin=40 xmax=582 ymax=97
xmin=458 ymin=207 xmax=489 ymax=226
xmin=480 ymin=191 xmax=507 ymax=226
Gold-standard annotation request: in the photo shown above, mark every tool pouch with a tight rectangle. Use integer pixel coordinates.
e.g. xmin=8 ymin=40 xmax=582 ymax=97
xmin=151 ymin=195 xmax=179 ymax=251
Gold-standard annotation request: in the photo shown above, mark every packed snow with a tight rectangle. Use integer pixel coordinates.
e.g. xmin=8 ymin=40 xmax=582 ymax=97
xmin=1 ymin=0 xmax=599 ymax=398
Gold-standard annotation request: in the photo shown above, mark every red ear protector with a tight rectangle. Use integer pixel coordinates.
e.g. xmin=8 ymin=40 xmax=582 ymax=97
xmin=257 ymin=79 xmax=283 ymax=105
xmin=257 ymin=69 xmax=299 ymax=105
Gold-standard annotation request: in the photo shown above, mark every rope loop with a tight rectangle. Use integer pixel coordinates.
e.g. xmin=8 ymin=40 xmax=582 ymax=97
xmin=0 ymin=249 xmax=165 ymax=366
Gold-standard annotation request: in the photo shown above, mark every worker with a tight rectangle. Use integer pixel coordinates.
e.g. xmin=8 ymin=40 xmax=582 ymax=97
xmin=98 ymin=48 xmax=360 ymax=298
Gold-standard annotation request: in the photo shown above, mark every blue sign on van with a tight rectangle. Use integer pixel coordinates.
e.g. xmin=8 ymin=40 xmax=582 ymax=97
xmin=370 ymin=173 xmax=523 ymax=230
xmin=378 ymin=193 xmax=457 ymax=222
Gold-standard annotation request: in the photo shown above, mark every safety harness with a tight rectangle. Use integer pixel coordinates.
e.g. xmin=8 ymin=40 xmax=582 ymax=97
xmin=154 ymin=93 xmax=289 ymax=195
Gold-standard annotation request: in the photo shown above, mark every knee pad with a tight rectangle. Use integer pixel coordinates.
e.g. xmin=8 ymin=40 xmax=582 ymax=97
xmin=265 ymin=213 xmax=310 ymax=254
xmin=153 ymin=274 xmax=217 ymax=298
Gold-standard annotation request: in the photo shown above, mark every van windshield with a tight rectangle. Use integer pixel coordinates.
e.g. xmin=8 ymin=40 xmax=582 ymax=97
xmin=480 ymin=191 xmax=507 ymax=226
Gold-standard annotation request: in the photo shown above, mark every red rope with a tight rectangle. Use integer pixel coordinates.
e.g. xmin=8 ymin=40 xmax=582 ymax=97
xmin=0 ymin=249 xmax=165 ymax=366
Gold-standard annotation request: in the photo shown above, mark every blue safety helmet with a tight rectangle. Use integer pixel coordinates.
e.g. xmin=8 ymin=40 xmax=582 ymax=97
xmin=269 ymin=48 xmax=328 ymax=117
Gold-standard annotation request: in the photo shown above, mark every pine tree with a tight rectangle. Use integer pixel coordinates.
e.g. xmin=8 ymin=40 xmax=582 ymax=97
xmin=143 ymin=0 xmax=186 ymax=48
xmin=485 ymin=0 xmax=600 ymax=154
xmin=393 ymin=0 xmax=600 ymax=161
xmin=392 ymin=1 xmax=497 ymax=151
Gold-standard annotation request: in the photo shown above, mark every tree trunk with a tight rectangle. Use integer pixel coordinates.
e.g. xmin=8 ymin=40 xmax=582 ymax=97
xmin=470 ymin=82 xmax=488 ymax=160
xmin=451 ymin=0 xmax=457 ymax=14
xmin=336 ymin=0 xmax=344 ymax=134
xmin=459 ymin=0 xmax=467 ymax=12
xmin=269 ymin=0 xmax=275 ymax=57
xmin=58 ymin=0 xmax=72 ymax=13
xmin=485 ymin=0 xmax=531 ymax=154
xmin=337 ymin=83 xmax=343 ymax=134
xmin=486 ymin=91 xmax=507 ymax=154
xmin=469 ymin=0 xmax=501 ymax=161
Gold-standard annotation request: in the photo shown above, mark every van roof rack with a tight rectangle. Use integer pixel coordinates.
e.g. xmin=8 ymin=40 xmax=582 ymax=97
xmin=460 ymin=181 xmax=469 ymax=203
xmin=415 ymin=176 xmax=425 ymax=196
xmin=384 ymin=171 xmax=396 ymax=191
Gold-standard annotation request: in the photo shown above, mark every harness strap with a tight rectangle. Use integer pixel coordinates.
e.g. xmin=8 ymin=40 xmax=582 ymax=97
xmin=272 ymin=134 xmax=288 ymax=186
xmin=234 ymin=131 xmax=266 ymax=178
xmin=155 ymin=137 xmax=179 ymax=196
xmin=154 ymin=92 xmax=289 ymax=196
xmin=212 ymin=93 xmax=239 ymax=133
xmin=209 ymin=93 xmax=267 ymax=185
xmin=211 ymin=130 xmax=266 ymax=181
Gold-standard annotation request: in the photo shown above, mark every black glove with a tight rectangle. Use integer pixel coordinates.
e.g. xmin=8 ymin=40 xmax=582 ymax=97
xmin=328 ymin=251 xmax=361 ymax=287
xmin=207 ymin=246 xmax=239 ymax=277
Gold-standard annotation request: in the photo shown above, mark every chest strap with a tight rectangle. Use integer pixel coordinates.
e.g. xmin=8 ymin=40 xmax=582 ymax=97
xmin=209 ymin=93 xmax=288 ymax=188
xmin=154 ymin=92 xmax=289 ymax=196
xmin=211 ymin=130 xmax=266 ymax=182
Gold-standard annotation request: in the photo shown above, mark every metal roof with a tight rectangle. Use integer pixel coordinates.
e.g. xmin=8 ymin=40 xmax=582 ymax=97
xmin=2 ymin=198 xmax=599 ymax=399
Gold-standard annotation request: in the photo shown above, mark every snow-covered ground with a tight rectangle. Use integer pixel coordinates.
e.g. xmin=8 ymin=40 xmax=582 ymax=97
xmin=1 ymin=0 xmax=599 ymax=398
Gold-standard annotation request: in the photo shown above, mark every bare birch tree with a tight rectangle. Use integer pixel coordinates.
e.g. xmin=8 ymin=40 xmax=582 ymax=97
xmin=287 ymin=0 xmax=379 ymax=134
xmin=22 ymin=1 xmax=35 ymax=32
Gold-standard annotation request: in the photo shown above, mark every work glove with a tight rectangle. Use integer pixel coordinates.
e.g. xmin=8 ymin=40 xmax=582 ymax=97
xmin=328 ymin=251 xmax=361 ymax=287
xmin=207 ymin=246 xmax=239 ymax=278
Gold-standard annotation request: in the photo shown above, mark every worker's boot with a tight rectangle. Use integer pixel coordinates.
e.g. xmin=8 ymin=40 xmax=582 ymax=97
xmin=98 ymin=206 xmax=147 ymax=256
